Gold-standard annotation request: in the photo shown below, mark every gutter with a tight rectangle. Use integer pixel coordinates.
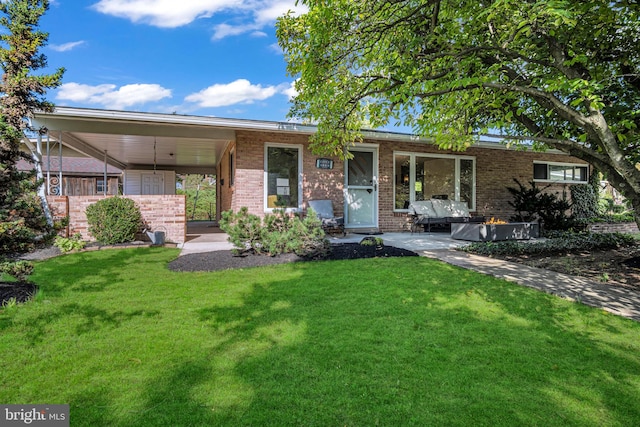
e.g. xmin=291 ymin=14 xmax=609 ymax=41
xmin=36 ymin=106 xmax=566 ymax=153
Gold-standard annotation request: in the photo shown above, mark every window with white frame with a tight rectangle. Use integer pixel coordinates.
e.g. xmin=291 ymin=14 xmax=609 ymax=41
xmin=394 ymin=152 xmax=476 ymax=210
xmin=96 ymin=179 xmax=106 ymax=194
xmin=265 ymin=144 xmax=302 ymax=210
xmin=533 ymin=162 xmax=588 ymax=183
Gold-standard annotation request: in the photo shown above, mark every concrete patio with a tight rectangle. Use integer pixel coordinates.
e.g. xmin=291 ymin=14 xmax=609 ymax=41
xmin=179 ymin=223 xmax=467 ymax=256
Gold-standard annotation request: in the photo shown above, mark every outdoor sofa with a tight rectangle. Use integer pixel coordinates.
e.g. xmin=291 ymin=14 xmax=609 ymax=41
xmin=408 ymin=199 xmax=485 ymax=233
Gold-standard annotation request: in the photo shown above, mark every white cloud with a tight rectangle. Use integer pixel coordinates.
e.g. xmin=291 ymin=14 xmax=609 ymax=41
xmin=50 ymin=41 xmax=85 ymax=52
xmin=268 ymin=42 xmax=283 ymax=54
xmin=91 ymin=0 xmax=307 ymax=39
xmin=91 ymin=0 xmax=238 ymax=28
xmin=281 ymin=80 xmax=297 ymax=99
xmin=254 ymin=0 xmax=297 ymax=25
xmin=211 ymin=22 xmax=255 ymax=40
xmin=57 ymin=82 xmax=172 ymax=109
xmin=185 ymin=79 xmax=291 ymax=108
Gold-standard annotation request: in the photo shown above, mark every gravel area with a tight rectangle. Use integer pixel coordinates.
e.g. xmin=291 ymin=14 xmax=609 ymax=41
xmin=15 ymin=246 xmax=63 ymax=261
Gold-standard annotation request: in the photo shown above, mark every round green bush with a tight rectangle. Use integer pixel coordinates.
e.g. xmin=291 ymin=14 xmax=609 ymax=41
xmin=85 ymin=197 xmax=143 ymax=244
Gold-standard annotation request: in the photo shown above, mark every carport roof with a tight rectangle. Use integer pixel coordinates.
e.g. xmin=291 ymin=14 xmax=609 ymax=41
xmin=32 ymin=107 xmax=321 ymax=173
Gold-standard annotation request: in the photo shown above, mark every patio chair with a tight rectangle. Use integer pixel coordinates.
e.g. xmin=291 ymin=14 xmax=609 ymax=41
xmin=308 ymin=199 xmax=345 ymax=235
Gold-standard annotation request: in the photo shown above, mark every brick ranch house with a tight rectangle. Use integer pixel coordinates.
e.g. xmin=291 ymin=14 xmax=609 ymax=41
xmin=32 ymin=107 xmax=590 ymax=243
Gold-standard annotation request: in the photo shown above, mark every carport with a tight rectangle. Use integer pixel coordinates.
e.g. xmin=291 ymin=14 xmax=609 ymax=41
xmin=30 ymin=107 xmax=240 ymax=243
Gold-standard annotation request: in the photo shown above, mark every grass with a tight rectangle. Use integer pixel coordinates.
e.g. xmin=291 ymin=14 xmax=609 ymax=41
xmin=1 ymin=247 xmax=640 ymax=426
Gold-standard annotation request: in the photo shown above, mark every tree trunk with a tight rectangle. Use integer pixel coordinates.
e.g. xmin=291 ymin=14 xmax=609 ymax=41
xmin=628 ymin=194 xmax=640 ymax=232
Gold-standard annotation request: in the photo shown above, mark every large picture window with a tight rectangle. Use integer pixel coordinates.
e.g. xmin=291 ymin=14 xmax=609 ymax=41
xmin=265 ymin=144 xmax=302 ymax=210
xmin=394 ymin=153 xmax=476 ymax=211
xmin=533 ymin=162 xmax=588 ymax=183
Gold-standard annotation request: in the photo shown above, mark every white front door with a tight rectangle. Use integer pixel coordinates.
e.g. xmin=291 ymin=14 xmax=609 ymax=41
xmin=141 ymin=173 xmax=164 ymax=195
xmin=345 ymin=147 xmax=378 ymax=229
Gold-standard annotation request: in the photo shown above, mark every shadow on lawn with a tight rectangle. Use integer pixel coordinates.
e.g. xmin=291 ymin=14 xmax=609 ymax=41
xmin=0 ymin=248 xmax=171 ymax=342
xmin=68 ymin=361 xmax=221 ymax=427
xmin=21 ymin=303 xmax=160 ymax=344
xmin=117 ymin=258 xmax=640 ymax=426
xmin=121 ymin=360 xmax=218 ymax=426
xmin=30 ymin=247 xmax=178 ymax=296
xmin=14 ymin=251 xmax=638 ymax=425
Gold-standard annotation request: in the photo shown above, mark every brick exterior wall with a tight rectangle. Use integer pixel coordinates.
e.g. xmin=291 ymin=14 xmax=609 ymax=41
xmin=230 ymin=130 xmax=344 ymax=218
xmin=222 ymin=130 xmax=587 ymax=232
xmin=46 ymin=195 xmax=187 ymax=243
xmin=588 ymin=222 xmax=639 ymax=234
xmin=381 ymin=141 xmax=583 ymax=231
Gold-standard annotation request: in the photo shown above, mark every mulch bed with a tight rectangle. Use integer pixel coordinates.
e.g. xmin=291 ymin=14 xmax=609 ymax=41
xmin=168 ymin=243 xmax=419 ymax=272
xmin=0 ymin=282 xmax=38 ymax=306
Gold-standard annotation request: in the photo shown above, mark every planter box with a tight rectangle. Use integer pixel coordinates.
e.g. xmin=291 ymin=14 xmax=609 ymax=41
xmin=451 ymin=222 xmax=539 ymax=242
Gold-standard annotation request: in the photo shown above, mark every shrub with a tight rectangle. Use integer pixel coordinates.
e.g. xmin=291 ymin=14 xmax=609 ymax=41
xmin=360 ymin=237 xmax=384 ymax=247
xmin=219 ymin=207 xmax=330 ymax=258
xmin=460 ymin=231 xmax=636 ymax=257
xmin=85 ymin=197 xmax=143 ymax=244
xmin=0 ymin=260 xmax=34 ymax=282
xmin=54 ymin=233 xmax=86 ymax=253
xmin=282 ymin=209 xmax=330 ymax=259
xmin=592 ymin=212 xmax=636 ymax=223
xmin=507 ymin=179 xmax=574 ymax=230
xmin=219 ymin=207 xmax=263 ymax=255
xmin=570 ymin=184 xmax=599 ymax=221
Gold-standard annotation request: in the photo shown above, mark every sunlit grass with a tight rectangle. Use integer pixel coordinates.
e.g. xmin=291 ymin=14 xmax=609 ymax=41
xmin=1 ymin=247 xmax=639 ymax=426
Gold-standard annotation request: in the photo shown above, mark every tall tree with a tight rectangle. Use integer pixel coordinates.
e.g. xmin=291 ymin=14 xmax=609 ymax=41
xmin=277 ymin=0 xmax=640 ymax=227
xmin=0 ymin=0 xmax=64 ymax=256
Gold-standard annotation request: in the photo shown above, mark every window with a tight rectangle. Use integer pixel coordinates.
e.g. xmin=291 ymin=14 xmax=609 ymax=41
xmin=96 ymin=179 xmax=106 ymax=194
xmin=394 ymin=152 xmax=476 ymax=210
xmin=265 ymin=144 xmax=302 ymax=211
xmin=533 ymin=162 xmax=588 ymax=183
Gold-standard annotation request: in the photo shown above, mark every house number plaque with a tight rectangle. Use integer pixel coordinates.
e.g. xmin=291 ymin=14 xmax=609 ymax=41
xmin=315 ymin=158 xmax=334 ymax=169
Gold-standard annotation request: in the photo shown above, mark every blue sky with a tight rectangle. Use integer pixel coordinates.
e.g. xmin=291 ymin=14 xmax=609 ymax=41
xmin=41 ymin=0 xmax=305 ymax=122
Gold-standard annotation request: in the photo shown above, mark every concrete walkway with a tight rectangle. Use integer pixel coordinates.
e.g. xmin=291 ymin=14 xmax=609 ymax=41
xmin=179 ymin=227 xmax=640 ymax=322
xmin=420 ymin=248 xmax=640 ymax=322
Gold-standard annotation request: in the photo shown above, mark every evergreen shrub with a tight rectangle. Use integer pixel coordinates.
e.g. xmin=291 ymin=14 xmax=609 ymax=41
xmin=220 ymin=207 xmax=330 ymax=258
xmin=85 ymin=197 xmax=142 ymax=244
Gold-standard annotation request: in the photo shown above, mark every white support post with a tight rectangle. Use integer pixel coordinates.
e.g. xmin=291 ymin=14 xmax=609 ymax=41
xmin=58 ymin=131 xmax=63 ymax=195
xmin=46 ymin=132 xmax=50 ymax=195
xmin=35 ymin=132 xmax=53 ymax=225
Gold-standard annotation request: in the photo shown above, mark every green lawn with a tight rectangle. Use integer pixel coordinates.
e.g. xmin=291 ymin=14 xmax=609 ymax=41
xmin=1 ymin=248 xmax=639 ymax=426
